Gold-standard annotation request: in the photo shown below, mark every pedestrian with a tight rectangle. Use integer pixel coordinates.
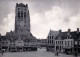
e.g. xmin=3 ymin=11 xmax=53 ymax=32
xmin=57 ymin=52 xmax=58 ymax=56
xmin=75 ymin=51 xmax=77 ymax=57
xmin=1 ymin=49 xmax=4 ymax=56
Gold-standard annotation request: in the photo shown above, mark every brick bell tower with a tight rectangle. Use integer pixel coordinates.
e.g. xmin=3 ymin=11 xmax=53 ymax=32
xmin=15 ymin=3 xmax=30 ymax=33
xmin=15 ymin=3 xmax=33 ymax=40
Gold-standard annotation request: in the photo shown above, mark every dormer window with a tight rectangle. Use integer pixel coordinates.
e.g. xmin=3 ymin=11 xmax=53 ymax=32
xmin=59 ymin=37 xmax=61 ymax=40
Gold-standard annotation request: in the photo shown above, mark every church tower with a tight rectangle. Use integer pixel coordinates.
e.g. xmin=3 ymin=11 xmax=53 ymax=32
xmin=6 ymin=3 xmax=37 ymax=51
xmin=15 ymin=3 xmax=30 ymax=33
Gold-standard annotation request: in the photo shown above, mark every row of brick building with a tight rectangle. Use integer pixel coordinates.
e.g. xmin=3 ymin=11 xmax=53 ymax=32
xmin=0 ymin=32 xmax=37 ymax=52
xmin=46 ymin=28 xmax=80 ymax=54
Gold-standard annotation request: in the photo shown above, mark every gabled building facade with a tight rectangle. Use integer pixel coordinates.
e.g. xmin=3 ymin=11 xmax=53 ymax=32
xmin=55 ymin=28 xmax=80 ymax=54
xmin=47 ymin=28 xmax=80 ymax=54
xmin=55 ymin=30 xmax=64 ymax=52
xmin=46 ymin=30 xmax=59 ymax=51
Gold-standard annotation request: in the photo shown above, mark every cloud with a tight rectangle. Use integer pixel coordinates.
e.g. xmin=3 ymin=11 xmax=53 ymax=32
xmin=0 ymin=13 xmax=15 ymax=35
xmin=30 ymin=6 xmax=66 ymax=38
xmin=69 ymin=13 xmax=80 ymax=30
xmin=0 ymin=0 xmax=80 ymax=39
xmin=31 ymin=5 xmax=80 ymax=38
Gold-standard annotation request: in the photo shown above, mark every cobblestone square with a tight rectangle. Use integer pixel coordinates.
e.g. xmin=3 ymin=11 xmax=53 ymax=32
xmin=0 ymin=48 xmax=79 ymax=57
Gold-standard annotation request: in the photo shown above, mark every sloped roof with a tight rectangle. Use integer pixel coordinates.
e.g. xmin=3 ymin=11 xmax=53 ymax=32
xmin=70 ymin=31 xmax=80 ymax=40
xmin=0 ymin=36 xmax=8 ymax=41
xmin=55 ymin=31 xmax=80 ymax=40
xmin=48 ymin=30 xmax=59 ymax=36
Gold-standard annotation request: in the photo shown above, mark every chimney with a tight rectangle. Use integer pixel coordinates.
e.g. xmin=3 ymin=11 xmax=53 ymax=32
xmin=77 ymin=28 xmax=79 ymax=34
xmin=16 ymin=3 xmax=18 ymax=7
xmin=68 ymin=29 xmax=71 ymax=33
xmin=59 ymin=29 xmax=62 ymax=33
xmin=67 ymin=29 xmax=71 ymax=36
xmin=16 ymin=3 xmax=18 ymax=5
xmin=26 ymin=4 xmax=28 ymax=6
xmin=67 ymin=29 xmax=71 ymax=39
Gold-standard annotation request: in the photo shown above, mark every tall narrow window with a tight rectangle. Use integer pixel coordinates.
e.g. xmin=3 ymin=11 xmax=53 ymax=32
xmin=52 ymin=36 xmax=53 ymax=39
xmin=56 ymin=41 xmax=57 ymax=44
xmin=65 ymin=41 xmax=66 ymax=45
xmin=58 ymin=41 xmax=59 ymax=44
xmin=18 ymin=11 xmax=20 ymax=17
xmin=21 ymin=12 xmax=23 ymax=17
xmin=50 ymin=40 xmax=51 ymax=44
xmin=68 ymin=41 xmax=69 ymax=46
xmin=71 ymin=41 xmax=72 ymax=46
xmin=52 ymin=40 xmax=53 ymax=43
xmin=60 ymin=41 xmax=61 ymax=44
xmin=62 ymin=41 xmax=63 ymax=44
xmin=48 ymin=40 xmax=49 ymax=43
xmin=50 ymin=36 xmax=51 ymax=40
xmin=24 ymin=12 xmax=26 ymax=18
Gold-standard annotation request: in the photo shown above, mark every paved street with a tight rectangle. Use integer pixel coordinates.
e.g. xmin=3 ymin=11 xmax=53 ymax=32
xmin=0 ymin=48 xmax=80 ymax=57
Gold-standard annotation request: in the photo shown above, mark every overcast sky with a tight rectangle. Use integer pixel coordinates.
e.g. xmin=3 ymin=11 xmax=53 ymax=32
xmin=0 ymin=0 xmax=80 ymax=39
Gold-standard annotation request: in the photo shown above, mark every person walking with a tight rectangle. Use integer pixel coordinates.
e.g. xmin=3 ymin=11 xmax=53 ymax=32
xmin=57 ymin=52 xmax=58 ymax=56
xmin=75 ymin=51 xmax=78 ymax=57
xmin=1 ymin=49 xmax=4 ymax=56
